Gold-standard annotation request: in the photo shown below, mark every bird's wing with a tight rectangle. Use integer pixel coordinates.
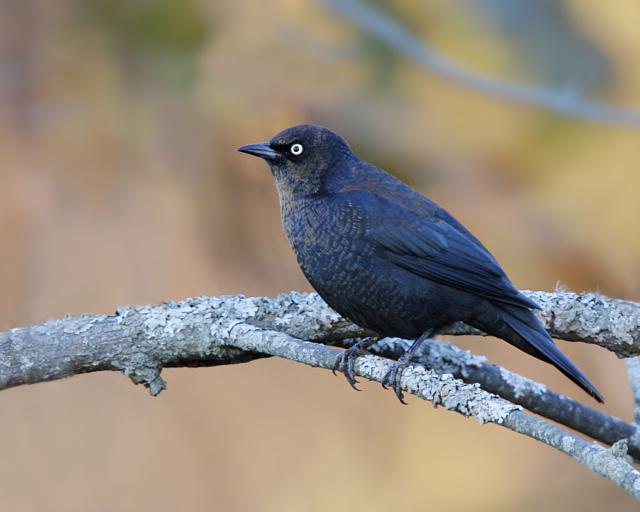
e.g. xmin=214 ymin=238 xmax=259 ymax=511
xmin=339 ymin=191 xmax=539 ymax=309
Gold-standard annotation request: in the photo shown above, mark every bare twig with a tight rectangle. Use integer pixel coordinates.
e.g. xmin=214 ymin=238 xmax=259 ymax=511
xmin=322 ymin=0 xmax=640 ymax=127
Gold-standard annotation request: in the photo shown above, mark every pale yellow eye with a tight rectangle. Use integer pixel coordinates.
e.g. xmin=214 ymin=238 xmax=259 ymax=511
xmin=290 ymin=143 xmax=304 ymax=156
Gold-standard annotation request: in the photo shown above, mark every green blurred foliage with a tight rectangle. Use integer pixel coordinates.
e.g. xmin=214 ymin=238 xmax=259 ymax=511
xmin=81 ymin=0 xmax=208 ymax=56
xmin=75 ymin=0 xmax=210 ymax=86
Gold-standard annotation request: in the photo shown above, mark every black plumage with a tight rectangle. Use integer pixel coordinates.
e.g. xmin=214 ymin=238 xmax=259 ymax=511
xmin=238 ymin=124 xmax=603 ymax=403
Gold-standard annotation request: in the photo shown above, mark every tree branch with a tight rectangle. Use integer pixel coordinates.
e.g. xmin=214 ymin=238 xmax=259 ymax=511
xmin=219 ymin=322 xmax=640 ymax=498
xmin=444 ymin=290 xmax=640 ymax=358
xmin=627 ymin=357 xmax=640 ymax=424
xmin=2 ymin=291 xmax=640 ymax=499
xmin=334 ymin=337 xmax=640 ymax=460
xmin=294 ymin=289 xmax=640 ymax=358
xmin=322 ymin=0 xmax=640 ymax=127
xmin=1 ymin=291 xmax=637 ymax=396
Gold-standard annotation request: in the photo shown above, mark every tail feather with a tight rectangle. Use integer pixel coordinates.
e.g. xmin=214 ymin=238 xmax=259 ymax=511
xmin=477 ymin=305 xmax=604 ymax=403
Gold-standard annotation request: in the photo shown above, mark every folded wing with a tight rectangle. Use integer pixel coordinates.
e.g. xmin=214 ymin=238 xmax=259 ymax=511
xmin=341 ymin=191 xmax=539 ymax=310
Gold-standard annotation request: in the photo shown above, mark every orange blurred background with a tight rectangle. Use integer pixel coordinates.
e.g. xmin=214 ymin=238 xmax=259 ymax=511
xmin=1 ymin=1 xmax=639 ymax=510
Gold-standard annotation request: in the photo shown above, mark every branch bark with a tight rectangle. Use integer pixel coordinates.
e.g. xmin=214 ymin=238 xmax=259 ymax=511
xmin=1 ymin=291 xmax=640 ymax=498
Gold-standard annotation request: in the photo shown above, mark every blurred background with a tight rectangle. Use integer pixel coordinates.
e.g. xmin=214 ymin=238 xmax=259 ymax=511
xmin=1 ymin=0 xmax=639 ymax=510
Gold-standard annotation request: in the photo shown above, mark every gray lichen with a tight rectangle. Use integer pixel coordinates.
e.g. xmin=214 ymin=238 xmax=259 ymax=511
xmin=499 ymin=367 xmax=548 ymax=399
xmin=525 ymin=290 xmax=640 ymax=357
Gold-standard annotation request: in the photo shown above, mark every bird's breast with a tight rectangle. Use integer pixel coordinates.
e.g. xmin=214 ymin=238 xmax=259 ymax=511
xmin=281 ymin=197 xmax=366 ymax=282
xmin=278 ymin=195 xmax=457 ymax=338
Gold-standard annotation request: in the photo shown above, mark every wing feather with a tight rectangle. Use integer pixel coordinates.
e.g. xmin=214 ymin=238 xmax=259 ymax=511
xmin=339 ymin=191 xmax=538 ymax=310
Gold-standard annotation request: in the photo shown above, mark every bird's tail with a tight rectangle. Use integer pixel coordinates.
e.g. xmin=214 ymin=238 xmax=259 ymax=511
xmin=472 ymin=305 xmax=604 ymax=403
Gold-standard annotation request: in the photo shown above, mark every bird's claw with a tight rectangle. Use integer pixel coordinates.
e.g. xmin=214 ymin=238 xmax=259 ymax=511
xmin=333 ymin=337 xmax=379 ymax=391
xmin=333 ymin=348 xmax=361 ymax=390
xmin=382 ymin=353 xmax=414 ymax=404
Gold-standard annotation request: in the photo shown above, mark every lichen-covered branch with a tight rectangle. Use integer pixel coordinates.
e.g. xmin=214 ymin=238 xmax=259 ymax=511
xmin=1 ymin=291 xmax=640 ymax=499
xmin=334 ymin=337 xmax=640 ymax=460
xmin=214 ymin=289 xmax=640 ymax=358
xmin=218 ymin=323 xmax=640 ymax=498
xmin=441 ymin=290 xmax=640 ymax=358
xmin=1 ymin=291 xmax=637 ymax=396
xmin=524 ymin=291 xmax=640 ymax=357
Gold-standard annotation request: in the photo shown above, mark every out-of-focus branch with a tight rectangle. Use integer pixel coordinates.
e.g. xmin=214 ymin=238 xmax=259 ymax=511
xmin=626 ymin=357 xmax=640 ymax=424
xmin=322 ymin=0 xmax=640 ymax=127
xmin=2 ymin=292 xmax=640 ymax=498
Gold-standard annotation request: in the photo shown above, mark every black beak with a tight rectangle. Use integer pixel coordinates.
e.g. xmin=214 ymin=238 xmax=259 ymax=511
xmin=236 ymin=142 xmax=279 ymax=160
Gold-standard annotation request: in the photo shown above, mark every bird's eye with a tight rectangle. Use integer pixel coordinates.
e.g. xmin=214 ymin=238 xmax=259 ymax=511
xmin=290 ymin=143 xmax=304 ymax=156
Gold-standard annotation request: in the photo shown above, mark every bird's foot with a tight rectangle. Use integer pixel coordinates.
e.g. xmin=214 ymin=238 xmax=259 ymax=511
xmin=381 ymin=351 xmax=415 ymax=404
xmin=333 ymin=337 xmax=380 ymax=390
xmin=381 ymin=332 xmax=432 ymax=404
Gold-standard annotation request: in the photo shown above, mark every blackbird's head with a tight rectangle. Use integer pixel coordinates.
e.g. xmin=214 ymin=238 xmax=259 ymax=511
xmin=237 ymin=124 xmax=354 ymax=195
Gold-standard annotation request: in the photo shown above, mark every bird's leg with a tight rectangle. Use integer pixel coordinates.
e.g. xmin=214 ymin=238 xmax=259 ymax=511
xmin=382 ymin=330 xmax=433 ymax=404
xmin=333 ymin=336 xmax=381 ymax=390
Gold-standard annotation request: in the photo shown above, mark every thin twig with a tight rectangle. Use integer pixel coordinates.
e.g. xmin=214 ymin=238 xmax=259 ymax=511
xmin=322 ymin=0 xmax=640 ymax=127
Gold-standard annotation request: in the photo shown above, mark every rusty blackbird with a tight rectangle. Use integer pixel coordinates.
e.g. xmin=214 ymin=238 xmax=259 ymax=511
xmin=238 ymin=124 xmax=603 ymax=403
